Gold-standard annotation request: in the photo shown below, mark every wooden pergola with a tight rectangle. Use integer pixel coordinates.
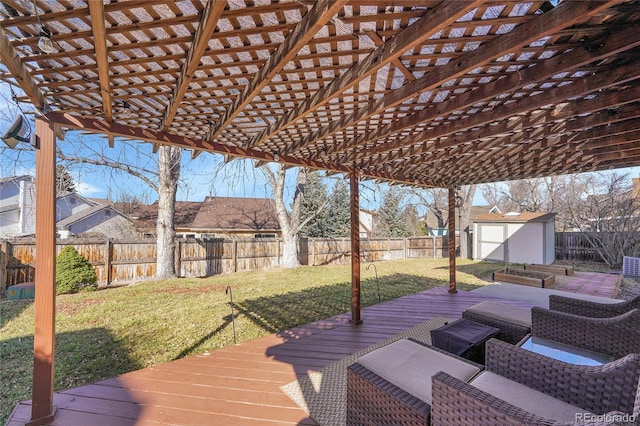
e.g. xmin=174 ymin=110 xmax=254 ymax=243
xmin=1 ymin=1 xmax=639 ymax=424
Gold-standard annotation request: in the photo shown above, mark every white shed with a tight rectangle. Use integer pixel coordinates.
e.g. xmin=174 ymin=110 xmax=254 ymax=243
xmin=473 ymin=212 xmax=556 ymax=265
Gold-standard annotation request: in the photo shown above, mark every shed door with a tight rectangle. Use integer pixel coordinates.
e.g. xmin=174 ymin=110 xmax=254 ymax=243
xmin=477 ymin=224 xmax=506 ymax=261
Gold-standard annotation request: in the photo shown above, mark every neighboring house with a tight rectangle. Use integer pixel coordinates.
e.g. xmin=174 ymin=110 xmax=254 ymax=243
xmin=472 ymin=211 xmax=556 ymax=265
xmin=189 ymin=196 xmax=280 ymax=239
xmin=359 ymin=209 xmax=376 ymax=239
xmin=0 ymin=176 xmax=135 ymax=239
xmin=0 ymin=175 xmax=35 ymax=237
xmin=127 ymin=196 xmax=281 ymax=239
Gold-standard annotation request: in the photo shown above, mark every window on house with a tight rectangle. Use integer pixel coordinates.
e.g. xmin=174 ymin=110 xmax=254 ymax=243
xmin=255 ymin=233 xmax=276 ymax=239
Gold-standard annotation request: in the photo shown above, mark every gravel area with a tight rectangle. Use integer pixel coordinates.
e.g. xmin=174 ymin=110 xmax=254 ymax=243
xmin=617 ymin=276 xmax=640 ymax=300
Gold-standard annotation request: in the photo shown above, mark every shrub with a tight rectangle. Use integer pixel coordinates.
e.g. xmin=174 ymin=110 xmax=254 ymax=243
xmin=55 ymin=246 xmax=98 ymax=295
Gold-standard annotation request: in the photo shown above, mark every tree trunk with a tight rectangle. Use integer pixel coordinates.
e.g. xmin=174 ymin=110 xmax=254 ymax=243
xmin=459 ymin=185 xmax=476 ymax=259
xmin=156 ymin=145 xmax=181 ymax=278
xmin=264 ymin=165 xmax=305 ymax=268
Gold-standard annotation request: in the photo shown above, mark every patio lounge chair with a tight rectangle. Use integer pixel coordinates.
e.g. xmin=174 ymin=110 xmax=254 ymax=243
xmin=346 ymin=338 xmax=483 ymax=425
xmin=462 ymin=300 xmax=531 ymax=344
xmin=549 ymin=293 xmax=640 ymax=318
xmin=431 ymin=339 xmax=640 ymax=425
xmin=531 ymin=307 xmax=640 ymax=359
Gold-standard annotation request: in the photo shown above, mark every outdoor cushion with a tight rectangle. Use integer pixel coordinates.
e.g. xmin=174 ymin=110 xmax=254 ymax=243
xmin=465 ymin=300 xmax=532 ymax=328
xmin=469 ymin=371 xmax=592 ymax=422
xmin=355 ymin=338 xmax=482 ymax=403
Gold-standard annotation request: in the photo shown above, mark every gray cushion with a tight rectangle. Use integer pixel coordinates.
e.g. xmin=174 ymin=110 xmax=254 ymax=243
xmin=470 ymin=371 xmax=591 ymax=421
xmin=465 ymin=300 xmax=532 ymax=327
xmin=356 ymin=339 xmax=482 ymax=404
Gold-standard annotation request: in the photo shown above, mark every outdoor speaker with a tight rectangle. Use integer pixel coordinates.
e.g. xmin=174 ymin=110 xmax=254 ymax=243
xmin=1 ymin=115 xmax=30 ymax=148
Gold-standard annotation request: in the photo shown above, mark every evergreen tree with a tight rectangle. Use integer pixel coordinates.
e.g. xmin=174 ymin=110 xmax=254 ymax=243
xmin=301 ymin=171 xmax=329 ymax=237
xmin=325 ymin=179 xmax=351 ymax=237
xmin=375 ymin=187 xmax=409 ymax=237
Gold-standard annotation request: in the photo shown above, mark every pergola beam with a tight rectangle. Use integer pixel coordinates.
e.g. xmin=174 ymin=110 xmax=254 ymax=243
xmin=0 ymin=25 xmax=49 ymax=112
xmin=297 ymin=0 xmax=622 ymax=160
xmin=334 ymin=22 xmax=640 ymax=163
xmin=161 ymin=0 xmax=227 ymax=132
xmin=245 ymin=0 xmax=483 ymax=149
xmin=88 ymin=0 xmax=112 ymax=121
xmin=362 ymin=62 xmax=640 ymax=170
xmin=207 ymin=0 xmax=348 ymax=142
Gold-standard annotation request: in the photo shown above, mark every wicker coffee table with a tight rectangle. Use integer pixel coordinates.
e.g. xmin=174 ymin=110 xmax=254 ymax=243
xmin=430 ymin=319 xmax=500 ymax=364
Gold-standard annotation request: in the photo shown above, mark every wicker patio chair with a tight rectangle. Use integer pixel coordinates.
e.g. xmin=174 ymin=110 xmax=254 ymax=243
xmin=548 ymin=293 xmax=640 ymax=318
xmin=462 ymin=301 xmax=531 ymax=344
xmin=431 ymin=339 xmax=640 ymax=426
xmin=530 ymin=307 xmax=640 ymax=359
xmin=346 ymin=339 xmax=483 ymax=425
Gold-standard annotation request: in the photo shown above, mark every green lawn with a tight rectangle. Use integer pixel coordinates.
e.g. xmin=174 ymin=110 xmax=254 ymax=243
xmin=0 ymin=258 xmax=497 ymax=423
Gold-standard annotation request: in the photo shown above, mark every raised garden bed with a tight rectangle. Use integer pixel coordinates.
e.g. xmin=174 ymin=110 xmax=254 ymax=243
xmin=492 ymin=268 xmax=555 ymax=288
xmin=524 ymin=263 xmax=574 ymax=276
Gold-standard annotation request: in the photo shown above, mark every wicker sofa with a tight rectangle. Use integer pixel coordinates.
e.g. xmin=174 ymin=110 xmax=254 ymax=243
xmin=346 ymin=338 xmax=483 ymax=425
xmin=549 ymin=293 xmax=640 ymax=318
xmin=431 ymin=339 xmax=640 ymax=425
xmin=531 ymin=307 xmax=640 ymax=359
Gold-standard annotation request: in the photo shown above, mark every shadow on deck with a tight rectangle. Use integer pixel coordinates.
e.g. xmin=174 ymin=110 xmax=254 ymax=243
xmin=3 ymin=285 xmax=557 ymax=425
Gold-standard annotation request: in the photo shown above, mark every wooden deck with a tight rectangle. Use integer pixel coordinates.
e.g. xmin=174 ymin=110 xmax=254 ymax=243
xmin=7 ymin=287 xmax=534 ymax=425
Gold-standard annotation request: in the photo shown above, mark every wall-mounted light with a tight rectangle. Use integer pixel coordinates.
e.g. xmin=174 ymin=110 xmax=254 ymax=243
xmin=38 ymin=25 xmax=55 ymax=54
xmin=1 ymin=115 xmax=31 ymax=148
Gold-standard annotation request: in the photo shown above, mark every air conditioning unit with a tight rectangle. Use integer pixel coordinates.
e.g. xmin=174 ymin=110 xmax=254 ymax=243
xmin=622 ymin=256 xmax=640 ymax=277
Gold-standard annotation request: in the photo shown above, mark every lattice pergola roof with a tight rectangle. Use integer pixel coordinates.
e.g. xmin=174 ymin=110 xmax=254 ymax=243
xmin=1 ymin=0 xmax=639 ymax=188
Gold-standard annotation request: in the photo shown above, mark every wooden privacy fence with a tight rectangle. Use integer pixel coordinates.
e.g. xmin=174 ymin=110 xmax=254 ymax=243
xmin=555 ymin=232 xmax=605 ymax=262
xmin=1 ymin=235 xmax=455 ymax=294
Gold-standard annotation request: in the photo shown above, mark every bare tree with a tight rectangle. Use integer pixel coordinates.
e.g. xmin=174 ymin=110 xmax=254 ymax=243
xmin=261 ymin=165 xmax=341 ymax=268
xmin=481 ymin=178 xmax=547 ymax=212
xmin=55 ymin=133 xmax=185 ymax=278
xmin=457 ymin=185 xmax=476 ymax=259
xmin=563 ymin=172 xmax=640 ymax=267
xmin=406 ymin=185 xmax=476 ymax=258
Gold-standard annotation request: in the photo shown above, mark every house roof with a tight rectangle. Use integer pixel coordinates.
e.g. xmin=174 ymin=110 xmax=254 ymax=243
xmin=0 ymin=175 xmax=31 ymax=185
xmin=0 ymin=1 xmax=638 ymax=188
xmin=125 ymin=201 xmax=202 ymax=230
xmin=472 ymin=212 xmax=557 ymax=223
xmin=56 ymin=203 xmax=124 ymax=228
xmin=190 ymin=196 xmax=280 ymax=231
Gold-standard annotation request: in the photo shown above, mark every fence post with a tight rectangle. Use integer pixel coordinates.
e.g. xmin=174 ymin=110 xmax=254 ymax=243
xmin=403 ymin=238 xmax=408 ymax=259
xmin=232 ymin=240 xmax=238 ymax=272
xmin=174 ymin=240 xmax=182 ymax=277
xmin=104 ymin=240 xmax=112 ymax=286
xmin=311 ymin=238 xmax=315 ymax=266
xmin=432 ymin=236 xmax=437 ymax=258
xmin=0 ymin=241 xmax=6 ymax=297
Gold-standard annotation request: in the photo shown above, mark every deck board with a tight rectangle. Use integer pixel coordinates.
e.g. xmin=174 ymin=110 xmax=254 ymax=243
xmin=7 ymin=286 xmax=533 ymax=425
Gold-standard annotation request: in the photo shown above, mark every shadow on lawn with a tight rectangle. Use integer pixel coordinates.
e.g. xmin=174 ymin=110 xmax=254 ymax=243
xmin=234 ymin=273 xmax=448 ymax=334
xmin=0 ymin=299 xmax=32 ymax=329
xmin=1 ymin=327 xmax=143 ymax=425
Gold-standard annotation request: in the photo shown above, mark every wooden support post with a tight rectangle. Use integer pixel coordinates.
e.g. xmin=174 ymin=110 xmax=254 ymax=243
xmin=448 ymin=188 xmax=457 ymax=294
xmin=350 ymin=171 xmax=362 ymax=324
xmin=28 ymin=118 xmax=57 ymax=426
